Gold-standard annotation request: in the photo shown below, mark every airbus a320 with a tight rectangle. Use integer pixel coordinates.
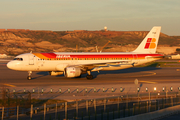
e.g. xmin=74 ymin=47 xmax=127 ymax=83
xmin=7 ymin=26 xmax=163 ymax=80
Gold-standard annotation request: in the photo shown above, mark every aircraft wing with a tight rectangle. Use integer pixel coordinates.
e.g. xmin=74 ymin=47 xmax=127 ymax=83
xmin=67 ymin=60 xmax=135 ymax=71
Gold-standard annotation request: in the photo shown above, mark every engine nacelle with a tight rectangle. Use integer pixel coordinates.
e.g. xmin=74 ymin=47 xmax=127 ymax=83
xmin=65 ymin=67 xmax=81 ymax=78
xmin=49 ymin=71 xmax=64 ymax=76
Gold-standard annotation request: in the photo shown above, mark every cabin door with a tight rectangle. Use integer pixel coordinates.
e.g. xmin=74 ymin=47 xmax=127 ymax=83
xmin=29 ymin=54 xmax=34 ymax=65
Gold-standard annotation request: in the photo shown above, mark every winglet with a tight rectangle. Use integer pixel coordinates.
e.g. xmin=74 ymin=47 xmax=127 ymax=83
xmin=133 ymin=26 xmax=161 ymax=53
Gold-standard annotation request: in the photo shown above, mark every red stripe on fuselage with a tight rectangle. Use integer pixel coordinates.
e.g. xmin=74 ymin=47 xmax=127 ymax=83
xmin=39 ymin=53 xmax=163 ymax=59
xmin=70 ymin=55 xmax=133 ymax=58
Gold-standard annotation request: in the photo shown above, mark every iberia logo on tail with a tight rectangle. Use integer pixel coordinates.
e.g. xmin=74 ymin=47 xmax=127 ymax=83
xmin=144 ymin=38 xmax=156 ymax=49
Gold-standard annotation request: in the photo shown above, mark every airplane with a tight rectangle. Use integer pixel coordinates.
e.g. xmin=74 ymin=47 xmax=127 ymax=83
xmin=7 ymin=26 xmax=164 ymax=80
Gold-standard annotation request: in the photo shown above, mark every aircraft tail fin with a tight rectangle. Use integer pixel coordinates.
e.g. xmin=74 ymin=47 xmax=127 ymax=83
xmin=133 ymin=26 xmax=161 ymax=53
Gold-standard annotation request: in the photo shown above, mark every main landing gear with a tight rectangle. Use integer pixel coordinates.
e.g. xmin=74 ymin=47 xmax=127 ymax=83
xmin=27 ymin=71 xmax=32 ymax=80
xmin=86 ymin=71 xmax=93 ymax=80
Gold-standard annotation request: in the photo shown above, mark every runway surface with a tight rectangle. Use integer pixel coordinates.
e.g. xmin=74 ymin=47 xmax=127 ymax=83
xmin=1 ymin=60 xmax=180 ymax=100
xmin=1 ymin=61 xmax=180 ymax=87
xmin=2 ymin=60 xmax=179 ymax=120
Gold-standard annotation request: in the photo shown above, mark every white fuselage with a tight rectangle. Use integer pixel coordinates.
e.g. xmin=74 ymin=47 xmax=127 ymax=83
xmin=7 ymin=52 xmax=163 ymax=72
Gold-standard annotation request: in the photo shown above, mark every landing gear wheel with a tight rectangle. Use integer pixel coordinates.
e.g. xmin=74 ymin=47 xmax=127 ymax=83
xmin=27 ymin=71 xmax=32 ymax=80
xmin=27 ymin=76 xmax=32 ymax=80
xmin=86 ymin=75 xmax=93 ymax=80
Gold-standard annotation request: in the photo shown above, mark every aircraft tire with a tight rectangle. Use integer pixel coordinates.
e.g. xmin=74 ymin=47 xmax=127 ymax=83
xmin=27 ymin=76 xmax=32 ymax=80
xmin=86 ymin=75 xmax=93 ymax=80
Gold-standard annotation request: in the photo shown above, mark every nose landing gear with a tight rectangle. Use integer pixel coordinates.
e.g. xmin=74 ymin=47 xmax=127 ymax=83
xmin=27 ymin=71 xmax=32 ymax=80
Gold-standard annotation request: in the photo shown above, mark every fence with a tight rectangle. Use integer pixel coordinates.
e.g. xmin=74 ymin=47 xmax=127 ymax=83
xmin=0 ymin=91 xmax=180 ymax=120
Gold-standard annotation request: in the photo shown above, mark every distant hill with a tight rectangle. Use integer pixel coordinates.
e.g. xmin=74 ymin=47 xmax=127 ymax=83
xmin=0 ymin=30 xmax=180 ymax=55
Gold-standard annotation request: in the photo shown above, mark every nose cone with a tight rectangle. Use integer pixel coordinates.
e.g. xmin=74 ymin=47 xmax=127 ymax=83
xmin=7 ymin=61 xmax=15 ymax=70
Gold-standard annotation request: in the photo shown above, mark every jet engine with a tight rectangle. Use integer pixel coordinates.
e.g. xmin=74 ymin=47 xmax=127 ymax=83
xmin=64 ymin=67 xmax=82 ymax=78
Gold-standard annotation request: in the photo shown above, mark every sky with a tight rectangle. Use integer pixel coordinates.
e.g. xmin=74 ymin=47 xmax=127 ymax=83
xmin=0 ymin=0 xmax=180 ymax=35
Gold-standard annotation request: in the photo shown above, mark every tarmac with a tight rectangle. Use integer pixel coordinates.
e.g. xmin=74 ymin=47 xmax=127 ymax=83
xmin=1 ymin=59 xmax=180 ymax=119
xmin=1 ymin=60 xmax=180 ymax=101
xmin=2 ymin=83 xmax=180 ymax=101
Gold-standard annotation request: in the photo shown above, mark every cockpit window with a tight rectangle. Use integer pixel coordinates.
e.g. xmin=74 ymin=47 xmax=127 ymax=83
xmin=13 ymin=58 xmax=23 ymax=61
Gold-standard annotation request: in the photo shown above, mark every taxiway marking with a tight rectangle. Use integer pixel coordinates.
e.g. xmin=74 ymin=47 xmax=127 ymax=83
xmin=139 ymin=81 xmax=157 ymax=84
xmin=120 ymin=71 xmax=156 ymax=78
xmin=4 ymin=84 xmax=16 ymax=87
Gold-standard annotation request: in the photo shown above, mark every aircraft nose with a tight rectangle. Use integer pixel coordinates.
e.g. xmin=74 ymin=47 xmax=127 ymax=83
xmin=7 ymin=61 xmax=15 ymax=70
